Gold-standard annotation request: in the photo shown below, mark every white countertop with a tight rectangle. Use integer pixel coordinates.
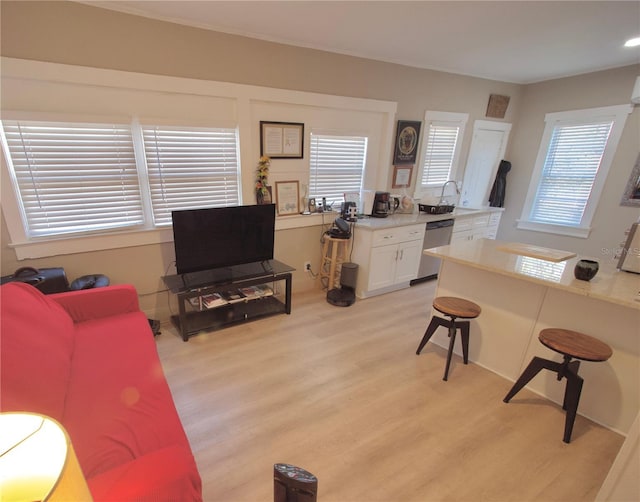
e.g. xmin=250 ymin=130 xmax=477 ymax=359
xmin=424 ymin=238 xmax=640 ymax=310
xmin=354 ymin=207 xmax=503 ymax=230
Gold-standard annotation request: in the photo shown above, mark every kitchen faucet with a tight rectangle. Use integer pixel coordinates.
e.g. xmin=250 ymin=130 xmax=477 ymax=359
xmin=439 ymin=180 xmax=460 ymax=205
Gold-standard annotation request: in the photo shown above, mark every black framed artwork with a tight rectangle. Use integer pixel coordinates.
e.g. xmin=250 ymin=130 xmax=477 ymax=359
xmin=393 ymin=120 xmax=422 ymax=165
xmin=260 ymin=121 xmax=304 ymax=159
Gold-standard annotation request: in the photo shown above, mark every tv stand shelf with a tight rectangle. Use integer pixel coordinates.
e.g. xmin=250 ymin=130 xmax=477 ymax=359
xmin=162 ymin=260 xmax=294 ymax=341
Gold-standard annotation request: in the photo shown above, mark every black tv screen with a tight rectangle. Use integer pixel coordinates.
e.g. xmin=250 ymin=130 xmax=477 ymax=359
xmin=172 ymin=204 xmax=275 ymax=275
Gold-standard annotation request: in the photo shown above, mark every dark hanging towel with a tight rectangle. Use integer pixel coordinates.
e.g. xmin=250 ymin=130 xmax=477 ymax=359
xmin=489 ymin=160 xmax=511 ymax=207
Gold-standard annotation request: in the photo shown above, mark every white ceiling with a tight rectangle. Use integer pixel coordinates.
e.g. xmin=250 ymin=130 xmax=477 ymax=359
xmin=82 ymin=1 xmax=640 ymax=84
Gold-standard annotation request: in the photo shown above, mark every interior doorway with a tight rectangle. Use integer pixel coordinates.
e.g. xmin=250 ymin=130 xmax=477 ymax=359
xmin=460 ymin=120 xmax=511 ymax=208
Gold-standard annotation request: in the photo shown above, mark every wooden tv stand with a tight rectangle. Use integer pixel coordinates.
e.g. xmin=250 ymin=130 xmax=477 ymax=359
xmin=162 ymin=260 xmax=294 ymax=341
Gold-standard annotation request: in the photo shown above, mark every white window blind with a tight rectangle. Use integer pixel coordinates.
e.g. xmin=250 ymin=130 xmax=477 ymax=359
xmin=530 ymin=121 xmax=613 ymax=226
xmin=416 ymin=112 xmax=468 ymax=192
xmin=420 ymin=124 xmax=460 ymax=186
xmin=1 ymin=120 xmax=143 ymax=238
xmin=309 ymin=133 xmax=367 ymax=205
xmin=141 ymin=125 xmax=240 ymax=225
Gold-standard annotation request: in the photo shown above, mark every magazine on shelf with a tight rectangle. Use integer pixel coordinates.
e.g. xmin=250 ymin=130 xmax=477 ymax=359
xmin=202 ymin=293 xmax=227 ymax=309
xmin=188 ymin=293 xmax=228 ymax=309
xmin=258 ymin=284 xmax=274 ymax=296
xmin=239 ymin=284 xmax=274 ymax=298
xmin=220 ymin=289 xmax=247 ymax=303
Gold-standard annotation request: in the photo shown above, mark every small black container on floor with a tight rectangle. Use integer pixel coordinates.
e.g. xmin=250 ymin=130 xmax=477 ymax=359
xmin=327 ymin=262 xmax=358 ymax=307
xmin=274 ymin=463 xmax=317 ymax=502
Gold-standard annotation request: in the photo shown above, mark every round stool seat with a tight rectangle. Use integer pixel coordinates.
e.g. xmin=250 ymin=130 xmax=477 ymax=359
xmin=433 ymin=296 xmax=481 ymax=319
xmin=539 ymin=328 xmax=612 ymax=362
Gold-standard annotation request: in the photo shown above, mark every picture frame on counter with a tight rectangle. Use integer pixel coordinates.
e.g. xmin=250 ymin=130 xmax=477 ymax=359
xmin=260 ymin=121 xmax=304 ymax=159
xmin=392 ymin=165 xmax=413 ymax=188
xmin=275 ymin=180 xmax=301 ymax=216
xmin=393 ymin=120 xmax=421 ymax=165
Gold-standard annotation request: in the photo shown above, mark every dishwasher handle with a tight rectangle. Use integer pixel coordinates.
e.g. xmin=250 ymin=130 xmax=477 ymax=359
xmin=426 ymin=219 xmax=455 ymax=230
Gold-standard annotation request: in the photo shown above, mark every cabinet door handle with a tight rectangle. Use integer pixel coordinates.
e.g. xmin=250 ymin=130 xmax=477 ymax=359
xmin=400 ymin=249 xmax=404 ymax=260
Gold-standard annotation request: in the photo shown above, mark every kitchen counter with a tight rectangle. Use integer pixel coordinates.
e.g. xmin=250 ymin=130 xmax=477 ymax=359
xmin=422 ymin=238 xmax=640 ymax=435
xmin=424 ymin=238 xmax=640 ymax=310
xmin=354 ymin=206 xmax=503 ymax=230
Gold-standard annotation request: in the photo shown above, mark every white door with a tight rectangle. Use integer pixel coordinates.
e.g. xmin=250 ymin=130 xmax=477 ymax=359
xmin=460 ymin=121 xmax=511 ymax=208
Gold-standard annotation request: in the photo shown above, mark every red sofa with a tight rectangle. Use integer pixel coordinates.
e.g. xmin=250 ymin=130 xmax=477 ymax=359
xmin=1 ymin=282 xmax=202 ymax=501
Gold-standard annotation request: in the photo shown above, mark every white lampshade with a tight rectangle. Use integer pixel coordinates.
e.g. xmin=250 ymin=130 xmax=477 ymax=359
xmin=0 ymin=412 xmax=93 ymax=502
xmin=631 ymin=76 xmax=640 ymax=104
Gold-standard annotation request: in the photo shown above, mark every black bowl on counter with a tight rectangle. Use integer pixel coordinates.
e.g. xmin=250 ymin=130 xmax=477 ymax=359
xmin=574 ymin=259 xmax=599 ymax=281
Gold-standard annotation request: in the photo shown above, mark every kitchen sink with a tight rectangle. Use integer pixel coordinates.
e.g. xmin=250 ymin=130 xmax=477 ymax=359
xmin=418 ymin=204 xmax=455 ymax=214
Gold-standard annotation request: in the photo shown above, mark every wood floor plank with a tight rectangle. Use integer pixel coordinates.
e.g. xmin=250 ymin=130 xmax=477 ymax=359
xmin=155 ymin=281 xmax=624 ymax=501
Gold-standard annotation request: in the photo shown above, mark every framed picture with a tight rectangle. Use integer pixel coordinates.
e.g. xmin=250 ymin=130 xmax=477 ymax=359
xmin=392 ymin=165 xmax=413 ymax=188
xmin=393 ymin=120 xmax=422 ymax=165
xmin=260 ymin=121 xmax=304 ymax=159
xmin=486 ymin=94 xmax=511 ymax=119
xmin=621 ymin=152 xmax=640 ymax=207
xmin=308 ymin=197 xmax=316 ymax=213
xmin=275 ymin=181 xmax=300 ymax=216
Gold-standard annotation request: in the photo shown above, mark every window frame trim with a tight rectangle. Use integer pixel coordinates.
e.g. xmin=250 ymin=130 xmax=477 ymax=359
xmin=414 ymin=110 xmax=469 ymax=199
xmin=0 ymin=56 xmax=398 ymax=259
xmin=517 ymin=104 xmax=632 ymax=238
xmin=308 ymin=130 xmax=369 ymax=206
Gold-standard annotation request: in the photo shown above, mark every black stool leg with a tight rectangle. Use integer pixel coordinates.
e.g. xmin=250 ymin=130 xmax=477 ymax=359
xmin=416 ymin=316 xmax=448 ymax=355
xmin=443 ymin=320 xmax=457 ymax=381
xmin=562 ymin=369 xmax=584 ymax=443
xmin=457 ymin=320 xmax=470 ymax=364
xmin=503 ymin=357 xmax=563 ymax=402
xmin=561 ymin=360 xmax=581 ymax=410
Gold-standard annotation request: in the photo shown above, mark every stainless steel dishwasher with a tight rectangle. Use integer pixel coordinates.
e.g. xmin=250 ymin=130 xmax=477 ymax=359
xmin=411 ymin=218 xmax=454 ymax=284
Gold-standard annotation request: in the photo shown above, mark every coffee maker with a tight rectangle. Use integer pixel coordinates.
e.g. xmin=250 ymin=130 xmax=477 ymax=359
xmin=371 ymin=191 xmax=391 ymax=218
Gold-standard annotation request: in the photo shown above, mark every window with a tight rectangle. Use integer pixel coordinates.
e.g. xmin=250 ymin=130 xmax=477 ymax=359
xmin=309 ymin=133 xmax=368 ymax=205
xmin=141 ymin=125 xmax=240 ymax=226
xmin=1 ymin=119 xmax=240 ymax=239
xmin=518 ymin=105 xmax=632 ymax=237
xmin=418 ymin=111 xmax=468 ymax=189
xmin=1 ymin=120 xmax=143 ymax=238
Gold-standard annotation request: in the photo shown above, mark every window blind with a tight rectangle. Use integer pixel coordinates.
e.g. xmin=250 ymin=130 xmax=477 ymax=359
xmin=309 ymin=134 xmax=367 ymax=205
xmin=2 ymin=120 xmax=143 ymax=237
xmin=420 ymin=124 xmax=460 ymax=187
xmin=142 ymin=125 xmax=240 ymax=225
xmin=530 ymin=121 xmax=613 ymax=226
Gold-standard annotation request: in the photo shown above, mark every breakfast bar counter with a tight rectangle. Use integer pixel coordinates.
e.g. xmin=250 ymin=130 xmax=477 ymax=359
xmin=423 ymin=239 xmax=640 ymax=434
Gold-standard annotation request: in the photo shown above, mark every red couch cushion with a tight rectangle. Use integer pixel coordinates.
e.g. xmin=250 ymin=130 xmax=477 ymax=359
xmin=62 ymin=311 xmax=195 ymax=480
xmin=87 ymin=444 xmax=202 ymax=502
xmin=0 ymin=283 xmax=75 ymax=421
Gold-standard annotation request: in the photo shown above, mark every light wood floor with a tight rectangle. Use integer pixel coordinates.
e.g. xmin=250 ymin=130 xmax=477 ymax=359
xmin=156 ymin=281 xmax=624 ymax=502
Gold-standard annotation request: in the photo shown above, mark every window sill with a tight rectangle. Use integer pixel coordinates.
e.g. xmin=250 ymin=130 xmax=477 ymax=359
xmin=9 ymin=212 xmax=339 ymax=260
xmin=516 ymin=220 xmax=591 ymax=238
xmin=274 ymin=210 xmax=340 ymax=231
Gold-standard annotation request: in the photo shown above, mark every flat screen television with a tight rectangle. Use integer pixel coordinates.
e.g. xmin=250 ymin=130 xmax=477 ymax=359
xmin=171 ymin=204 xmax=275 ymax=275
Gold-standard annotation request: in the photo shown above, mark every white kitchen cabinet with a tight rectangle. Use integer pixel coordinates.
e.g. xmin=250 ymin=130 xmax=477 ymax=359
xmin=352 ymin=223 xmax=425 ymax=298
xmin=452 ymin=210 xmax=502 ymax=242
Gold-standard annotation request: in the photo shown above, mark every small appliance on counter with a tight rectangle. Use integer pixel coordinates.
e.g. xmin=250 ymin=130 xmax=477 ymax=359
xmin=371 ymin=191 xmax=391 ymax=218
xmin=341 ymin=201 xmax=358 ymax=221
xmin=618 ymin=222 xmax=640 ymax=273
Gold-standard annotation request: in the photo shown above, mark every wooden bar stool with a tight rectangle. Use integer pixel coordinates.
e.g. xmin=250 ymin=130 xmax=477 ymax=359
xmin=416 ymin=296 xmax=481 ymax=381
xmin=319 ymin=236 xmax=349 ymax=290
xmin=503 ymin=328 xmax=612 ymax=443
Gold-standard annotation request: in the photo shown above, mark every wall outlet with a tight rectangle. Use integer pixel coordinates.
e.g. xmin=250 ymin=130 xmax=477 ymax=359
xmin=304 ymin=261 xmax=312 ymax=272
